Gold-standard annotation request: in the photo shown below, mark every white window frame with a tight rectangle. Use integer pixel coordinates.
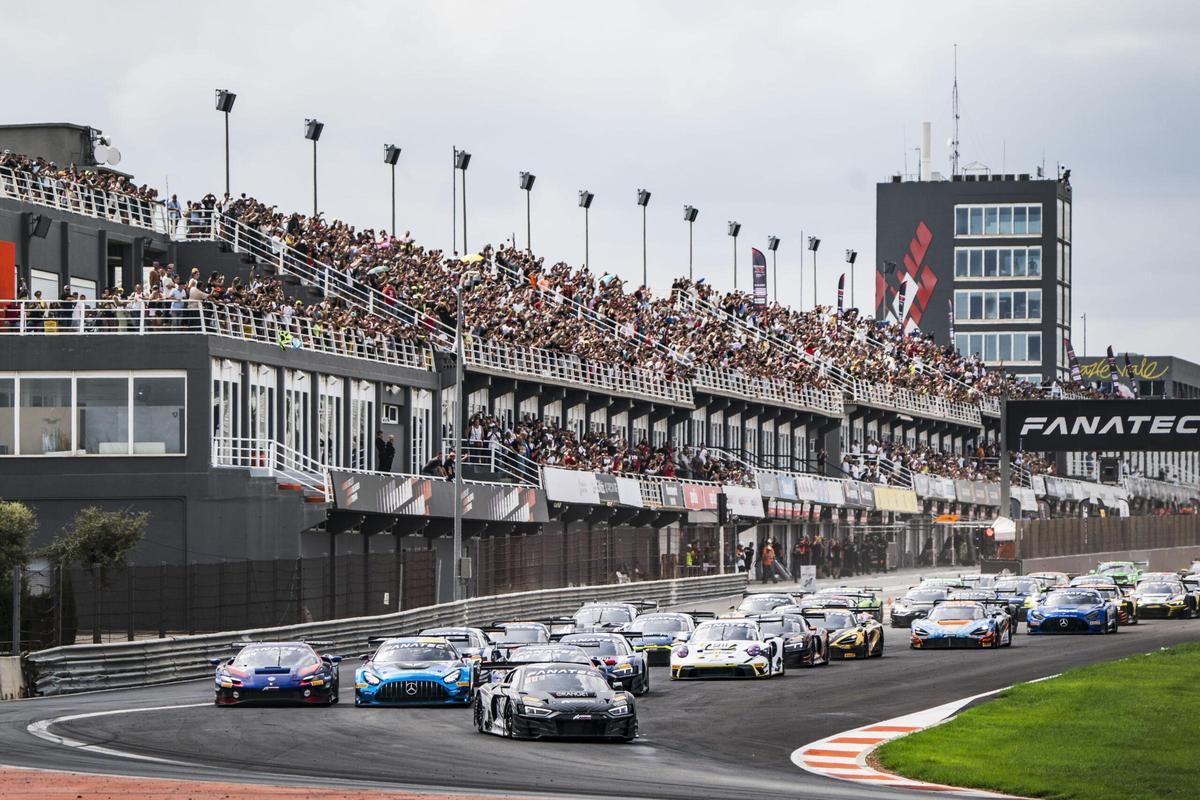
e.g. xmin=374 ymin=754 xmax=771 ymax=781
xmin=954 ymin=203 xmax=1044 ymax=239
xmin=0 ymin=369 xmax=187 ymax=457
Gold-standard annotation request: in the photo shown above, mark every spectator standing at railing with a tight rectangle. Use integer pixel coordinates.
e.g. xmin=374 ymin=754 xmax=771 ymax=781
xmin=167 ymin=194 xmax=181 ymax=225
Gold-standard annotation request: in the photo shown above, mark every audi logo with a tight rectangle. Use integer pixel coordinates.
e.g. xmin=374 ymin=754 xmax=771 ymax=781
xmin=404 ymin=683 xmax=418 ymax=695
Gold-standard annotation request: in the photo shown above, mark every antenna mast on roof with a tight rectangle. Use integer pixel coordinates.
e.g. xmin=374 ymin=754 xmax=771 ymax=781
xmin=951 ymin=44 xmax=961 ymax=177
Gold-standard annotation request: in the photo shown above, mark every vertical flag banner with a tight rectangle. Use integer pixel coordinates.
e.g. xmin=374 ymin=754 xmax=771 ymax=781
xmin=896 ymin=282 xmax=908 ymax=323
xmin=1124 ymin=352 xmax=1139 ymax=397
xmin=751 ymin=248 xmax=767 ymax=308
xmin=1106 ymin=345 xmax=1134 ymax=397
xmin=947 ymin=298 xmax=955 ymax=342
xmin=1064 ymin=337 xmax=1082 ymax=382
xmin=836 ymin=273 xmax=845 ymax=315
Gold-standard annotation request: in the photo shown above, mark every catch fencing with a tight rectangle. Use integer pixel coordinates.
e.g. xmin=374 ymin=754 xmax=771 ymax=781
xmin=1015 ymin=514 xmax=1200 ymax=559
xmin=25 ymin=572 xmax=747 ymax=696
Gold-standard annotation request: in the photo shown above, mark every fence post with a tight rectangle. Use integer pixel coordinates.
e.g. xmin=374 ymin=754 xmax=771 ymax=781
xmin=126 ymin=562 xmax=135 ymax=642
xmin=158 ymin=562 xmax=166 ymax=638
xmin=91 ymin=566 xmax=102 ymax=644
xmin=245 ymin=558 xmax=253 ymax=628
xmin=54 ymin=565 xmax=63 ymax=647
xmin=10 ymin=565 xmax=19 ymax=655
xmin=296 ymin=557 xmax=304 ymax=625
xmin=186 ymin=562 xmax=195 ymax=636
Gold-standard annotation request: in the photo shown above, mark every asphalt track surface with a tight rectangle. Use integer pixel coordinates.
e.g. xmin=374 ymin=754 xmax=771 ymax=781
xmin=3 ymin=606 xmax=1199 ymax=800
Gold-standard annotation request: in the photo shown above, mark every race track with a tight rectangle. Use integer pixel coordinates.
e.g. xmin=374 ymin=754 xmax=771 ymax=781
xmin=3 ymin=605 xmax=1198 ymax=800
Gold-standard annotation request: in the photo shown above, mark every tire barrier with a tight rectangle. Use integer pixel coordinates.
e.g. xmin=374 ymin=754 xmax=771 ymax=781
xmin=24 ymin=573 xmax=747 ymax=696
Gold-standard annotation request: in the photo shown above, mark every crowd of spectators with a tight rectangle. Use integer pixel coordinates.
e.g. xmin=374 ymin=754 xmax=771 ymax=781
xmin=3 ymin=151 xmax=1109 ymax=412
xmin=466 ymin=412 xmax=753 ymax=484
xmin=0 ymin=150 xmax=162 ymax=207
xmin=840 ymin=439 xmax=1056 ymax=484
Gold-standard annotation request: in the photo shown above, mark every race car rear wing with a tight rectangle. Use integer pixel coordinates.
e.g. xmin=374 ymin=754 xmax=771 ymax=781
xmin=674 ymin=610 xmax=717 ymax=619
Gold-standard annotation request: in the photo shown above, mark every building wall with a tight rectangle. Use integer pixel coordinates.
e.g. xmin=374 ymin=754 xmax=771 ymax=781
xmin=0 ymin=124 xmax=97 ymax=168
xmin=876 ymin=175 xmax=1071 ymax=381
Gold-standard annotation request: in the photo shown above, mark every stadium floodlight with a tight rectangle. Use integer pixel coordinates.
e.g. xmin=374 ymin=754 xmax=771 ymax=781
xmin=767 ymin=236 xmax=780 ymax=303
xmin=807 ymin=236 xmax=820 ymax=309
xmin=384 ymin=144 xmax=401 ymax=235
xmin=579 ymin=190 xmax=594 ymax=266
xmin=728 ymin=221 xmax=741 ymax=289
xmin=454 ymin=150 xmax=472 ymax=253
xmin=215 ymin=90 xmax=236 ymax=196
xmin=845 ymin=248 xmax=858 ymax=308
xmin=637 ymin=189 xmax=651 ymax=287
xmin=683 ymin=205 xmax=699 ymax=279
xmin=520 ymin=172 xmax=535 ymax=252
xmin=304 ymin=119 xmax=323 ymax=216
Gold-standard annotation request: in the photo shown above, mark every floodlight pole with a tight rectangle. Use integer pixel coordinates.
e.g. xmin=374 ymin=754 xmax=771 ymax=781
xmin=999 ymin=383 xmax=1011 ymax=524
xmin=390 ymin=162 xmax=396 ymax=235
xmin=688 ymin=219 xmax=694 ymax=280
xmin=642 ymin=204 xmax=648 ymax=288
xmin=461 ymin=167 xmax=468 ymax=254
xmin=585 ymin=207 xmax=590 ymax=267
xmin=223 ymin=111 xmax=230 ymax=198
xmin=453 ymin=279 xmax=465 ymax=600
xmin=772 ymin=249 xmax=778 ymax=304
xmin=526 ymin=188 xmax=532 ymax=253
xmin=311 ymin=138 xmax=318 ymax=217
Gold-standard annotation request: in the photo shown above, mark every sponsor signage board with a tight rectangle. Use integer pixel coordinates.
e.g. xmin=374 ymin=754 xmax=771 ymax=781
xmin=1006 ymin=399 xmax=1200 ymax=452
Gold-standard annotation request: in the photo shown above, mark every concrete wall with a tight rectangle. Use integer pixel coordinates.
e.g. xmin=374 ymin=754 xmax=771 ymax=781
xmin=0 ymin=656 xmax=25 ymax=699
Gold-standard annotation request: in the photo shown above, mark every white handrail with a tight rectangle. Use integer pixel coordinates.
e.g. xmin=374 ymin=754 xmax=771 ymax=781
xmin=211 ymin=436 xmax=330 ymax=501
xmin=0 ymin=166 xmax=172 ymax=235
xmin=0 ymin=299 xmax=435 ymax=373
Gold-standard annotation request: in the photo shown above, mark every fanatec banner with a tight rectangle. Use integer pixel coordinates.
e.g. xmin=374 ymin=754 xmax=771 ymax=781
xmin=1006 ymin=399 xmax=1200 ymax=452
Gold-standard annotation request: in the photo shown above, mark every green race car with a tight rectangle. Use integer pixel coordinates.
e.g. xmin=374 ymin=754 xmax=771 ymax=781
xmin=1091 ymin=560 xmax=1147 ymax=587
xmin=812 ymin=586 xmax=884 ymax=622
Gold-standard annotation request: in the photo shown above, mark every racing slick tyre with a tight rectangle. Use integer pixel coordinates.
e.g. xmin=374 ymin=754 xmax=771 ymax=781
xmin=619 ymin=718 xmax=639 ymax=743
xmin=473 ymin=698 xmax=487 ymax=734
xmin=857 ymin=642 xmax=870 ymax=659
xmin=1003 ymin=625 xmax=1013 ymax=647
xmin=872 ymin=634 xmax=884 ymax=657
xmin=503 ymin=703 xmax=516 ymax=738
xmin=634 ymin=671 xmax=650 ymax=696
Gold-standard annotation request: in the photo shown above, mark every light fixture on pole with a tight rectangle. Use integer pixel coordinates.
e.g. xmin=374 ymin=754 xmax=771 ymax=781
xmin=807 ymin=235 xmax=821 ymax=309
xmin=728 ymin=221 xmax=742 ymax=289
xmin=519 ymin=171 xmax=536 ymax=253
xmin=636 ymin=189 xmax=651 ymax=288
xmin=578 ymin=190 xmax=594 ymax=267
xmin=844 ymin=249 xmax=857 ymax=309
xmin=214 ymin=89 xmax=236 ymax=197
xmin=683 ymin=205 xmax=699 ymax=280
xmin=455 ymin=150 xmax=471 ymax=254
xmin=303 ymin=118 xmax=324 ymax=217
xmin=384 ymin=144 xmax=401 ymax=235
xmin=767 ymin=236 xmax=780 ymax=303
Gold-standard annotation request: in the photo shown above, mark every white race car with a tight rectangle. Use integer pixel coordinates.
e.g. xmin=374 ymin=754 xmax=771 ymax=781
xmin=669 ymin=619 xmax=785 ymax=680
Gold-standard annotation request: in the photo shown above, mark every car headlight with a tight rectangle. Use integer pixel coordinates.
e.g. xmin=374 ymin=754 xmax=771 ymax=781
xmin=363 ymin=671 xmax=381 ymax=685
xmin=969 ymin=624 xmax=991 ymax=636
xmin=1028 ymin=610 xmax=1044 ymax=620
xmin=520 ymin=704 xmax=554 ymax=718
xmin=609 ymin=702 xmax=632 ymax=717
xmin=892 ymin=604 xmax=909 ymax=614
xmin=442 ymin=668 xmax=461 ymax=684
xmin=611 ymin=663 xmax=635 ymax=676
xmin=1170 ymin=596 xmax=1185 ymax=605
xmin=1087 ymin=610 xmax=1102 ymax=620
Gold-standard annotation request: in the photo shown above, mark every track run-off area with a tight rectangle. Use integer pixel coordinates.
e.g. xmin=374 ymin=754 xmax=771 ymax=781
xmin=3 ymin=583 xmax=1199 ymax=800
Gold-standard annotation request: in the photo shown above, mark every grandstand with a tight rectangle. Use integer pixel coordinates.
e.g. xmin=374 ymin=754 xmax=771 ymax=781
xmin=1 ymin=125 xmax=1196 ymax=644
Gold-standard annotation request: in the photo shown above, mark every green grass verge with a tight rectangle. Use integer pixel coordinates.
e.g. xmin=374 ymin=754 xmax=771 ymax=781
xmin=874 ymin=642 xmax=1200 ymax=800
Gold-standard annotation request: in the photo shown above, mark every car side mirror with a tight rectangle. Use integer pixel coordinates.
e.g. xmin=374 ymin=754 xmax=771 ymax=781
xmin=359 ymin=653 xmax=371 ymax=662
xmin=329 ymin=655 xmax=342 ymax=664
xmin=208 ymin=658 xmax=222 ymax=667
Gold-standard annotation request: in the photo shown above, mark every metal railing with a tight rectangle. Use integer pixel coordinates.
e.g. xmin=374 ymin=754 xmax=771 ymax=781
xmin=0 ymin=299 xmax=435 ymax=372
xmin=691 ymin=365 xmax=843 ymax=416
xmin=458 ymin=441 xmax=542 ymax=486
xmin=0 ymin=166 xmax=173 ymax=235
xmin=463 ymin=337 xmax=693 ymax=406
xmin=182 ymin=210 xmax=457 ymax=347
xmin=849 ymin=379 xmax=983 ymax=427
xmin=211 ymin=436 xmax=330 ymax=501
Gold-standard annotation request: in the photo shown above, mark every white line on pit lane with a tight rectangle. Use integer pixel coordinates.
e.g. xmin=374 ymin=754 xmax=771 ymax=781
xmin=26 ymin=702 xmax=209 ymax=766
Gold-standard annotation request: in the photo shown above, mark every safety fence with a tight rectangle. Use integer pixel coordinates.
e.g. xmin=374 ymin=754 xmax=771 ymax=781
xmin=1015 ymin=514 xmax=1200 ymax=559
xmin=0 ymin=167 xmax=172 ymax=235
xmin=23 ymin=572 xmax=747 ymax=695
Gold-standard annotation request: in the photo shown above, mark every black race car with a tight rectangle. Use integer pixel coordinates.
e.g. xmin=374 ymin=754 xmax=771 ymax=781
xmin=474 ymin=662 xmax=638 ymax=741
xmin=889 ymin=586 xmax=950 ymax=628
xmin=751 ymin=613 xmax=829 ymax=667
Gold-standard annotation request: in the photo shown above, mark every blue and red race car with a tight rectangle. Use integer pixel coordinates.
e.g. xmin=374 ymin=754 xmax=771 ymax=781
xmin=211 ymin=641 xmax=341 ymax=706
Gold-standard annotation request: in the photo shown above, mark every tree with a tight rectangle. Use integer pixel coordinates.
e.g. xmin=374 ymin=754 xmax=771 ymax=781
xmin=0 ymin=501 xmax=36 ymax=586
xmin=41 ymin=507 xmax=149 ymax=644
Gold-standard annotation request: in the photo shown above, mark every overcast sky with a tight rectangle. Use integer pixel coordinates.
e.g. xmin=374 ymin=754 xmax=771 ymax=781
xmin=8 ymin=1 xmax=1199 ymax=361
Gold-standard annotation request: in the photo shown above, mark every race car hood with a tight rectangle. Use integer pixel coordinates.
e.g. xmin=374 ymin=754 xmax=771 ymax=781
xmin=521 ymin=691 xmax=619 ymax=714
xmin=363 ymin=661 xmax=461 ymax=679
xmin=679 ymin=640 xmax=762 ymax=663
xmin=913 ymin=619 xmax=990 ymax=636
xmin=1134 ymin=593 xmax=1176 ymax=602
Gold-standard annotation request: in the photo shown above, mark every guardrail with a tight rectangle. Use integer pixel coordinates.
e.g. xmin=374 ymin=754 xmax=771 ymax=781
xmin=459 ymin=440 xmax=542 ymax=486
xmin=849 ymin=379 xmax=983 ymax=427
xmin=0 ymin=166 xmax=172 ymax=235
xmin=24 ymin=572 xmax=748 ymax=695
xmin=463 ymin=337 xmax=693 ymax=406
xmin=0 ymin=300 xmax=435 ymax=372
xmin=692 ymin=365 xmax=843 ymax=417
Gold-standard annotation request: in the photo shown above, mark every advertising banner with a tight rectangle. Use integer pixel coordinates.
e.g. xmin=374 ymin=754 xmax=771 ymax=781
xmin=723 ymin=485 xmax=765 ymax=518
xmin=755 ymin=471 xmax=779 ymax=498
xmin=594 ymin=473 xmax=621 ymax=505
xmin=616 ymin=476 xmax=644 ymax=508
xmin=872 ymin=486 xmax=920 ymax=514
xmin=659 ymin=481 xmax=687 ymax=509
xmin=330 ymin=470 xmax=549 ymax=523
xmin=543 ymin=467 xmax=601 ymax=505
xmin=682 ymin=482 xmax=720 ymax=511
xmin=1005 ymin=399 xmax=1200 ymax=452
